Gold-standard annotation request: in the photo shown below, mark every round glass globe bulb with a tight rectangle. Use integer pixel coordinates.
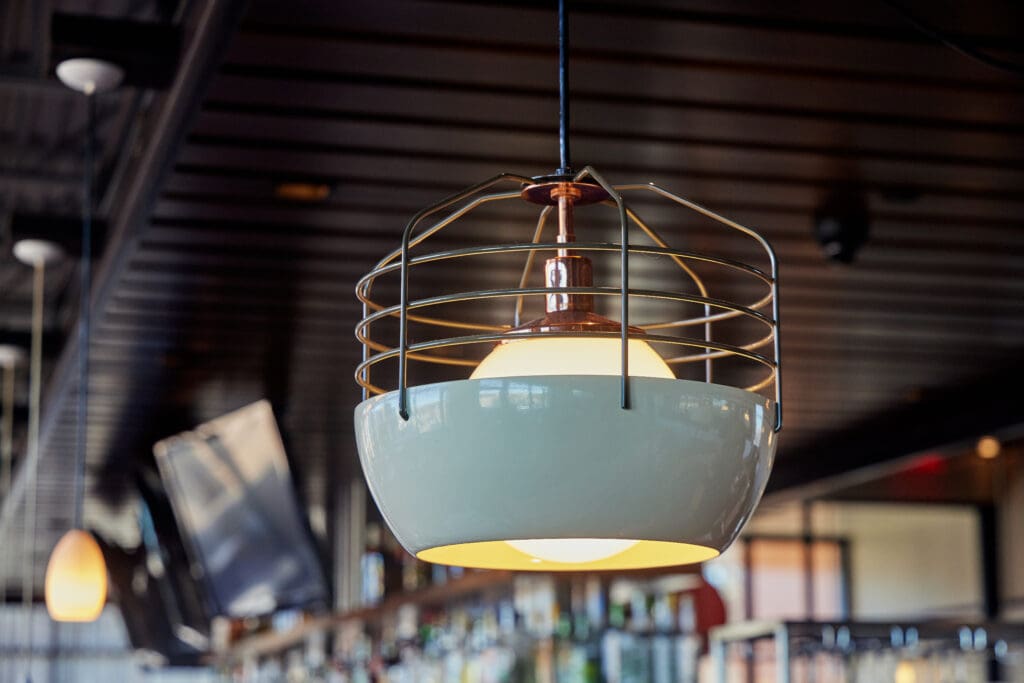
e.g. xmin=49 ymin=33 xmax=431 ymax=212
xmin=471 ymin=337 xmax=675 ymax=381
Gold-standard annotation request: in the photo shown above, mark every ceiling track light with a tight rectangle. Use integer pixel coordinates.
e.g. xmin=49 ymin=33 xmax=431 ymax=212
xmin=353 ymin=0 xmax=781 ymax=571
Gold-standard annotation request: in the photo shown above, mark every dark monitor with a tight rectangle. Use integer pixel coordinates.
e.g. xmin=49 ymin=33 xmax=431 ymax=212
xmin=153 ymin=400 xmax=328 ymax=618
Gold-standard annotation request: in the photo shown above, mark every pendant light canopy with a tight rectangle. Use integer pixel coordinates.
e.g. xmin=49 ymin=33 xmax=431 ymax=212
xmin=354 ymin=1 xmax=781 ymax=571
xmin=44 ymin=56 xmax=121 ymax=622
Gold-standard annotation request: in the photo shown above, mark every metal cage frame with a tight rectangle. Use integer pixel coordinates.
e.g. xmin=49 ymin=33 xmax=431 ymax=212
xmin=355 ymin=166 xmax=782 ymax=433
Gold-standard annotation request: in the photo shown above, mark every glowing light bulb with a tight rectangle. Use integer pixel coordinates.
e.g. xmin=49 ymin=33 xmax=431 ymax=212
xmin=45 ymin=529 xmax=107 ymax=622
xmin=472 ymin=335 xmax=673 ymax=562
xmin=894 ymin=661 xmax=917 ymax=683
xmin=976 ymin=435 xmax=1001 ymax=459
xmin=471 ymin=337 xmax=675 ymax=380
xmin=507 ymin=538 xmax=639 ymax=563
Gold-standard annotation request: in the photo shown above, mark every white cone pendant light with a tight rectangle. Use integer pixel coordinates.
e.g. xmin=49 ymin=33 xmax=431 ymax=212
xmin=45 ymin=58 xmax=121 ymax=621
xmin=354 ymin=1 xmax=781 ymax=571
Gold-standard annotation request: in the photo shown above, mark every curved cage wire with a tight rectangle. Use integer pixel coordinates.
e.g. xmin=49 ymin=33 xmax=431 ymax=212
xmin=356 ymin=166 xmax=782 ymax=432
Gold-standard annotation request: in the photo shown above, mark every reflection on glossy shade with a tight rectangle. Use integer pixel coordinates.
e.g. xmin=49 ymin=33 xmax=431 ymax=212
xmin=418 ymin=539 xmax=718 ymax=571
xmin=45 ymin=529 xmax=107 ymax=622
xmin=470 ymin=338 xmax=675 ymax=380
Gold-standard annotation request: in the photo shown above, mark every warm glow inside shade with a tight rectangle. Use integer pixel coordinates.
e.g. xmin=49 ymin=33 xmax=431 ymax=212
xmin=471 ymin=337 xmax=675 ymax=381
xmin=894 ymin=661 xmax=918 ymax=683
xmin=506 ymin=538 xmax=637 ymax=563
xmin=45 ymin=529 xmax=107 ymax=622
xmin=463 ymin=335 xmax=682 ymax=566
xmin=418 ymin=540 xmax=718 ymax=571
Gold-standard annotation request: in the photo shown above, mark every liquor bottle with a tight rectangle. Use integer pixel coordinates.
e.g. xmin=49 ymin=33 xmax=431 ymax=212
xmin=361 ymin=523 xmax=385 ymax=605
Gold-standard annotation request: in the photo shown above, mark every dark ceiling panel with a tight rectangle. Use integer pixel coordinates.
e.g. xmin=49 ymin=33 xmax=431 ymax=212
xmin=3 ymin=0 xmax=1023 ymax=595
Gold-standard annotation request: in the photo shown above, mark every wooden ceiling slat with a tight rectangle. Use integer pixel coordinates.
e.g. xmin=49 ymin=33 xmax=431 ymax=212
xmin=182 ymin=131 xmax=1024 ymax=199
xmin=217 ymin=35 xmax=1024 ymax=127
xmin=163 ymin=167 xmax=1024 ymax=224
xmin=173 ymin=148 xmax=1024 ymax=204
xmin=190 ymin=112 xmax=1024 ymax=173
xmin=240 ymin=0 xmax=1022 ymax=85
xmin=121 ymin=237 xmax=1024 ymax=297
xmin=199 ymin=90 xmax=1024 ymax=171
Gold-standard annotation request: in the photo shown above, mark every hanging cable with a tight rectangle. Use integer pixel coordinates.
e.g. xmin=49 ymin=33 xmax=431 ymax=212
xmin=1 ymin=363 xmax=13 ymax=504
xmin=22 ymin=257 xmax=45 ymax=682
xmin=0 ymin=359 xmax=15 ymax=681
xmin=881 ymin=0 xmax=1024 ymax=80
xmin=73 ymin=93 xmax=95 ymax=531
xmin=557 ymin=0 xmax=571 ymax=174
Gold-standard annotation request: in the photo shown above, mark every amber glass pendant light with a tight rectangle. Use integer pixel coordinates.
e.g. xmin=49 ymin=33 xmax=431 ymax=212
xmin=43 ymin=58 xmax=123 ymax=622
xmin=354 ymin=0 xmax=782 ymax=571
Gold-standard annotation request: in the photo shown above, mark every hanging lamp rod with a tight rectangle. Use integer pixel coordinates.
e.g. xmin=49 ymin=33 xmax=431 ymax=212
xmin=72 ymin=91 xmax=95 ymax=531
xmin=557 ymin=0 xmax=571 ymax=175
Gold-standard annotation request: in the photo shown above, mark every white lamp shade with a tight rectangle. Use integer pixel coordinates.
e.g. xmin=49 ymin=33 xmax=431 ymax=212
xmin=355 ymin=375 xmax=776 ymax=571
xmin=45 ymin=529 xmax=108 ymax=622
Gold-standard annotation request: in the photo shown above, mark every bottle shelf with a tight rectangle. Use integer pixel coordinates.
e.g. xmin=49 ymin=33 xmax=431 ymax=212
xmin=220 ymin=569 xmax=514 ymax=663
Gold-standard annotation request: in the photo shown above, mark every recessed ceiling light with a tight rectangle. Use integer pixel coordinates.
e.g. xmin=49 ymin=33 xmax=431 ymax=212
xmin=274 ymin=182 xmax=331 ymax=202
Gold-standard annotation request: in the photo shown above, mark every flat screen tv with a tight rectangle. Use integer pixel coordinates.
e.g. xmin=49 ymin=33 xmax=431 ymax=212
xmin=154 ymin=400 xmax=329 ymax=618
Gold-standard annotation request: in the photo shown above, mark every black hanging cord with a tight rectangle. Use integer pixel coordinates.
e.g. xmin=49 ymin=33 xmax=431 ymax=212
xmin=881 ymin=0 xmax=1024 ymax=80
xmin=73 ymin=93 xmax=94 ymax=530
xmin=557 ymin=0 xmax=571 ymax=175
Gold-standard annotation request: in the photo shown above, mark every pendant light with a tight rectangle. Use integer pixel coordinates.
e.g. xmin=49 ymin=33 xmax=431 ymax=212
xmin=354 ymin=1 xmax=781 ymax=571
xmin=0 ymin=343 xmax=25 ymax=665
xmin=12 ymin=239 xmax=63 ymax=681
xmin=42 ymin=58 xmax=123 ymax=623
xmin=0 ymin=345 xmax=26 ymax=503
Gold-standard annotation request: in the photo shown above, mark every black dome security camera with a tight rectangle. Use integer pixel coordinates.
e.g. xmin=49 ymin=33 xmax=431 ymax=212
xmin=813 ymin=192 xmax=870 ymax=264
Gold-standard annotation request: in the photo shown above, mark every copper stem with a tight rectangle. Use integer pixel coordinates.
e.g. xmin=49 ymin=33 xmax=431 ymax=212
xmin=556 ymin=192 xmax=575 ymax=257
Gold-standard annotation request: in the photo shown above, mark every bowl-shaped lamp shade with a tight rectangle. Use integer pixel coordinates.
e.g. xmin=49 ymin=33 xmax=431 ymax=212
xmin=355 ymin=373 xmax=776 ymax=571
xmin=45 ymin=529 xmax=107 ymax=622
xmin=354 ymin=171 xmax=781 ymax=572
